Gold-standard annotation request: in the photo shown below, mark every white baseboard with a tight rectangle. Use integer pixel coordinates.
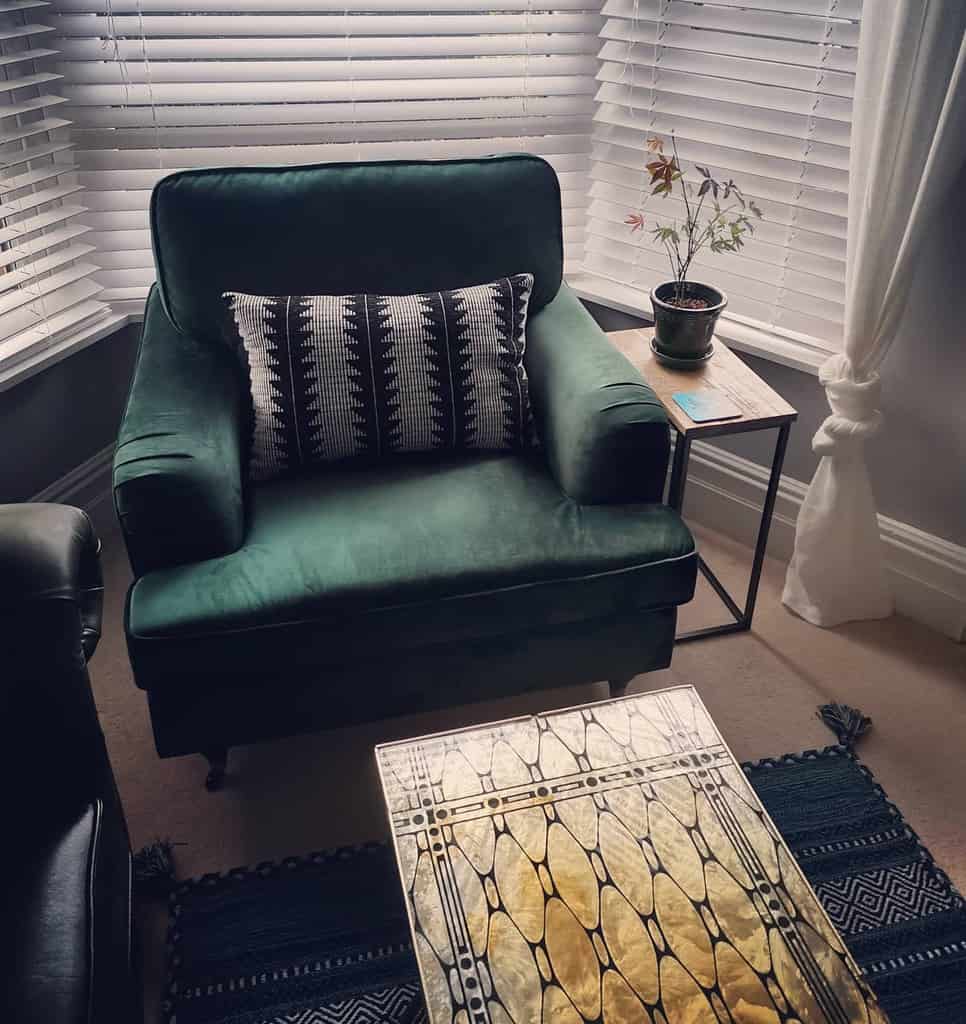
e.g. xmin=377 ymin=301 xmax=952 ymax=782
xmin=684 ymin=440 xmax=966 ymax=642
xmin=32 ymin=443 xmax=115 ymax=534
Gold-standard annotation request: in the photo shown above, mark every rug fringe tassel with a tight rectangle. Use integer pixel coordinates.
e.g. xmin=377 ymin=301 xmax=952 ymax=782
xmin=134 ymin=838 xmax=181 ymax=896
xmin=817 ymin=703 xmax=872 ymax=750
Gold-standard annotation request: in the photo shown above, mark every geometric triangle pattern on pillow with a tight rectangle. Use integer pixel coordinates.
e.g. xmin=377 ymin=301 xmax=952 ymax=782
xmin=225 ymin=274 xmax=535 ymax=482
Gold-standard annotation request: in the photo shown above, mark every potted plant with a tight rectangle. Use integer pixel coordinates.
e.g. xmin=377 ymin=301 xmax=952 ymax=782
xmin=626 ymin=135 xmax=761 ymax=367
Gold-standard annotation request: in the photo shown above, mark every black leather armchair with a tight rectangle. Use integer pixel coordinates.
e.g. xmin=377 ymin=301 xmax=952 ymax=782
xmin=0 ymin=504 xmax=139 ymax=1023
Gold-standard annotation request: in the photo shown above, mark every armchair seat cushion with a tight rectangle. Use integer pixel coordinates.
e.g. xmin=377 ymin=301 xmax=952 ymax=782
xmin=126 ymin=453 xmax=696 ymax=690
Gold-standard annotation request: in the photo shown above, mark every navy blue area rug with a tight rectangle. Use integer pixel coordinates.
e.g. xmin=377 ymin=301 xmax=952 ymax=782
xmin=164 ymin=747 xmax=966 ymax=1024
xmin=746 ymin=748 xmax=966 ymax=1023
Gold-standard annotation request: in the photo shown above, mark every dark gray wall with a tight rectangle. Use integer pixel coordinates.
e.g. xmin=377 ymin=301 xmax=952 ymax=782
xmin=585 ymin=161 xmax=966 ymax=548
xmin=0 ymin=323 xmax=140 ymax=503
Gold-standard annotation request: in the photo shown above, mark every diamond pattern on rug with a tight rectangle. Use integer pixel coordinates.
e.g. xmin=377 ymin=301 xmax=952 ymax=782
xmin=265 ymin=982 xmax=427 ymax=1024
xmin=815 ymin=861 xmax=959 ymax=935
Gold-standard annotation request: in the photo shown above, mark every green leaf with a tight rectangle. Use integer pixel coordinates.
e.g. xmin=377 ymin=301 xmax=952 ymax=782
xmin=698 ymin=179 xmax=711 ymax=196
xmin=695 ymin=164 xmax=710 ymax=178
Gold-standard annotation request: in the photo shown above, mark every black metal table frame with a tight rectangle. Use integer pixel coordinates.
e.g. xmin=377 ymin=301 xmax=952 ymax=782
xmin=669 ymin=421 xmax=791 ymax=643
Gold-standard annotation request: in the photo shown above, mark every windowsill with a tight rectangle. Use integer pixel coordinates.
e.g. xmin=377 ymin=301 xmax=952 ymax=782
xmin=0 ymin=310 xmax=143 ymax=393
xmin=568 ymin=273 xmax=836 ymax=376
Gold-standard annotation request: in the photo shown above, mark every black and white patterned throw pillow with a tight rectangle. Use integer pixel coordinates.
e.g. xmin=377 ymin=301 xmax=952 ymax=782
xmin=224 ymin=274 xmax=534 ymax=482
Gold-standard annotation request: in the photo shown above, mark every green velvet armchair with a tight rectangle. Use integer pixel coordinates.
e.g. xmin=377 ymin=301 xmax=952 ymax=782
xmin=113 ymin=155 xmax=697 ymax=788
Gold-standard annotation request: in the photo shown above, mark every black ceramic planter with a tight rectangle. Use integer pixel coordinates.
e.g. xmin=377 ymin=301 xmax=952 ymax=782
xmin=650 ymin=281 xmax=727 ymax=364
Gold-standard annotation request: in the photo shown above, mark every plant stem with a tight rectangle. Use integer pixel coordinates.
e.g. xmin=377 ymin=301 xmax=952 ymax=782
xmin=671 ymin=134 xmax=693 ymax=292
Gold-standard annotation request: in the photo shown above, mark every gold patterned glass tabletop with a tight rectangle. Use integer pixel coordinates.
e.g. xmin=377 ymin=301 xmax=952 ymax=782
xmin=375 ymin=685 xmax=888 ymax=1024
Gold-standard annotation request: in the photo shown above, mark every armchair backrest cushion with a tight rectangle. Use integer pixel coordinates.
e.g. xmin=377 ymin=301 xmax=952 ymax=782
xmin=150 ymin=155 xmax=564 ymax=345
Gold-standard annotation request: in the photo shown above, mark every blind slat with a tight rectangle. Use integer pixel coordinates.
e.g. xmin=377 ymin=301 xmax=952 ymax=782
xmin=0 ymin=242 xmax=96 ymax=294
xmin=0 ymin=44 xmax=56 ymax=64
xmin=65 ymin=75 xmax=596 ymax=107
xmin=75 ymin=140 xmax=590 ymax=171
xmin=56 ymin=34 xmax=596 ymax=61
xmin=0 ymin=19 xmax=53 ymax=39
xmin=72 ymin=123 xmax=592 ymax=153
xmin=0 ymin=180 xmax=83 ymax=216
xmin=0 ymin=0 xmax=51 ymax=11
xmin=53 ymin=12 xmax=601 ymax=37
xmin=1 ymin=157 xmax=75 ymax=189
xmin=0 ymin=202 xmax=86 ymax=243
xmin=76 ymin=166 xmax=590 ymax=195
xmin=57 ymin=0 xmax=594 ymax=10
xmin=61 ymin=55 xmax=599 ymax=86
xmin=0 ymin=68 xmax=61 ymax=91
xmin=0 ymin=138 xmax=73 ymax=167
xmin=70 ymin=97 xmax=595 ymax=131
xmin=0 ymin=114 xmax=69 ymax=145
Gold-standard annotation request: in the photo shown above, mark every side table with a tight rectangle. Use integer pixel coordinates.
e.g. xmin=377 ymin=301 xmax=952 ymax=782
xmin=608 ymin=329 xmax=797 ymax=643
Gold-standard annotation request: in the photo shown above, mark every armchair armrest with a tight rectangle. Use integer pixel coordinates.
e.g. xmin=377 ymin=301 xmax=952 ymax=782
xmin=0 ymin=503 xmax=102 ymax=662
xmin=525 ymin=283 xmax=670 ymax=504
xmin=113 ymin=286 xmax=247 ymax=576
xmin=0 ymin=503 xmax=121 ymax=816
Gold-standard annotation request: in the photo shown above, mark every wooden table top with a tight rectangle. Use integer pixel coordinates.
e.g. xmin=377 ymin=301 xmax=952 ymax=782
xmin=376 ymin=685 xmax=885 ymax=1024
xmin=607 ymin=328 xmax=798 ymax=439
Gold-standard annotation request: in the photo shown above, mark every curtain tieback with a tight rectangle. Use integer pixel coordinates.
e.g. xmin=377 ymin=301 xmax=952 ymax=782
xmin=811 ymin=353 xmax=884 ymax=455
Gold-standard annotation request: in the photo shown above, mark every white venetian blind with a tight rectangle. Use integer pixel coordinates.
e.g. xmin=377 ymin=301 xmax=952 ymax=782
xmin=51 ymin=0 xmax=602 ymax=312
xmin=0 ymin=0 xmax=108 ymax=370
xmin=580 ymin=0 xmax=862 ymax=350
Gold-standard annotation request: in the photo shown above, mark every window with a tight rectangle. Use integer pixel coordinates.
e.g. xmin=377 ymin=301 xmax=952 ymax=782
xmin=574 ymin=0 xmax=862 ymax=359
xmin=53 ymin=0 xmax=602 ymax=313
xmin=0 ymin=0 xmax=108 ymax=373
xmin=0 ymin=0 xmax=864 ymax=372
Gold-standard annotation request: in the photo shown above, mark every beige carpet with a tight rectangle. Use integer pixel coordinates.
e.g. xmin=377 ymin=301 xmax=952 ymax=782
xmin=87 ymin=516 xmax=966 ymax=1022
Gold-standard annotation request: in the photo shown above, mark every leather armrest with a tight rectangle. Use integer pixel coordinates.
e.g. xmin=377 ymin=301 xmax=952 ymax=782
xmin=525 ymin=283 xmax=670 ymax=504
xmin=0 ymin=503 xmax=102 ymax=660
xmin=113 ymin=285 xmax=247 ymax=576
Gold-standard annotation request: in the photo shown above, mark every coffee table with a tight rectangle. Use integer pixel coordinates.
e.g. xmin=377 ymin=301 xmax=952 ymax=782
xmin=376 ymin=685 xmax=887 ymax=1024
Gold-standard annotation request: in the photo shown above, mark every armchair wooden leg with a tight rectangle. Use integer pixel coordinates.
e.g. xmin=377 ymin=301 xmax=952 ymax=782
xmin=201 ymin=746 xmax=228 ymax=791
xmin=608 ymin=676 xmax=634 ymax=699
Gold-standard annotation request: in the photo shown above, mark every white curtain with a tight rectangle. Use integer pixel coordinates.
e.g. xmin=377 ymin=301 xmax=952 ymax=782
xmin=782 ymin=0 xmax=966 ymax=628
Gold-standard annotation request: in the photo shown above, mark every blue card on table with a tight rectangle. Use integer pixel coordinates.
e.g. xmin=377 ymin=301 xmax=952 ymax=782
xmin=672 ymin=389 xmax=743 ymax=423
